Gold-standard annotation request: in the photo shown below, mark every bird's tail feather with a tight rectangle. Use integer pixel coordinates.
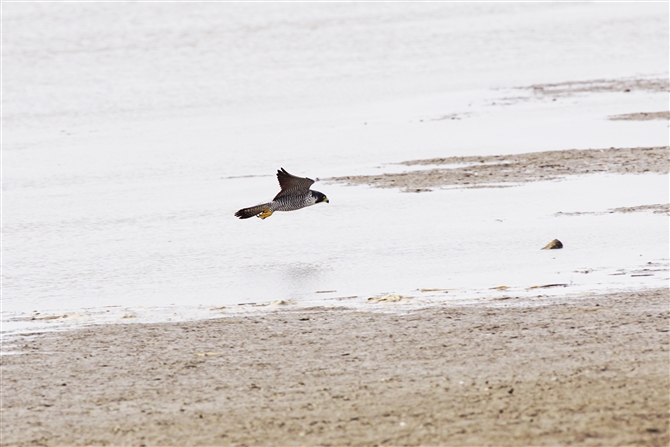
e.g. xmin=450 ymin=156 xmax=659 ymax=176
xmin=235 ymin=203 xmax=271 ymax=219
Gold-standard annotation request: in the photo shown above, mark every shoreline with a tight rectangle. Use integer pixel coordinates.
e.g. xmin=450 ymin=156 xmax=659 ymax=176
xmin=2 ymin=288 xmax=668 ymax=446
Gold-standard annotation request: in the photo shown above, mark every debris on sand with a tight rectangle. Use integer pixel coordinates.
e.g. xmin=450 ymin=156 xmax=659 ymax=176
xmin=268 ymin=300 xmax=296 ymax=306
xmin=367 ymin=294 xmax=412 ymax=303
xmin=530 ymin=284 xmax=569 ymax=289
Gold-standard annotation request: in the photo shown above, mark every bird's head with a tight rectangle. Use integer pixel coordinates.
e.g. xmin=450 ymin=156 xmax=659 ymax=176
xmin=312 ymin=190 xmax=329 ymax=204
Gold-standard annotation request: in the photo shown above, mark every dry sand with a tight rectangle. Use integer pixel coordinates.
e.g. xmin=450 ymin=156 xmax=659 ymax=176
xmin=2 ymin=288 xmax=668 ymax=446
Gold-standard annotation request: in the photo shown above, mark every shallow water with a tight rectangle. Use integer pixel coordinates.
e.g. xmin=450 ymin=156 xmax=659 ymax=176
xmin=4 ymin=2 xmax=667 ymax=128
xmin=4 ymin=171 xmax=667 ymax=334
xmin=2 ymin=2 xmax=668 ymax=336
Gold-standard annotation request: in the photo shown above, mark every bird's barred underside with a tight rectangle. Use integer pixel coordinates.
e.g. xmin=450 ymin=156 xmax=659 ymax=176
xmin=274 ymin=195 xmax=317 ymax=212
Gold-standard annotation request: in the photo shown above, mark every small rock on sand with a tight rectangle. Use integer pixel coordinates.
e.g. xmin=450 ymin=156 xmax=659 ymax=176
xmin=542 ymin=239 xmax=563 ymax=250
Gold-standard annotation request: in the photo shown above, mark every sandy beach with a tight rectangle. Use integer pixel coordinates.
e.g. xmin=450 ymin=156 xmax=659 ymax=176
xmin=2 ymin=288 xmax=668 ymax=446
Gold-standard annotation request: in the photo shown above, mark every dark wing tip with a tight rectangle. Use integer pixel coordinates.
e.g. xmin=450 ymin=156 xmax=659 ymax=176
xmin=278 ymin=167 xmax=291 ymax=177
xmin=275 ymin=168 xmax=314 ymax=194
xmin=276 ymin=167 xmax=295 ymax=183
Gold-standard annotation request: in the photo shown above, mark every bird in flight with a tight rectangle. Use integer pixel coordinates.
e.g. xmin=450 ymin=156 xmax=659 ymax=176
xmin=235 ymin=168 xmax=329 ymax=219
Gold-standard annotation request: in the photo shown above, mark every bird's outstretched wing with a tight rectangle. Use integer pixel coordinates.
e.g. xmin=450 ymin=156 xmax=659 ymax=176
xmin=273 ymin=168 xmax=314 ymax=200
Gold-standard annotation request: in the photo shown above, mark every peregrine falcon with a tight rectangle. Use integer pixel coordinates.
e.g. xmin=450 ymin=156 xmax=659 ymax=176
xmin=235 ymin=168 xmax=329 ymax=219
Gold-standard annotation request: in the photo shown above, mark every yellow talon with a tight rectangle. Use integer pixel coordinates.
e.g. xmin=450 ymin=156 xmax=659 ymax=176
xmin=258 ymin=210 xmax=273 ymax=219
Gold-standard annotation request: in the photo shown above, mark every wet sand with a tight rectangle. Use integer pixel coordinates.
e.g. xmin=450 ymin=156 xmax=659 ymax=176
xmin=2 ymin=288 xmax=668 ymax=446
xmin=523 ymin=77 xmax=668 ymax=97
xmin=609 ymin=111 xmax=670 ymax=121
xmin=328 ymin=146 xmax=669 ymax=192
